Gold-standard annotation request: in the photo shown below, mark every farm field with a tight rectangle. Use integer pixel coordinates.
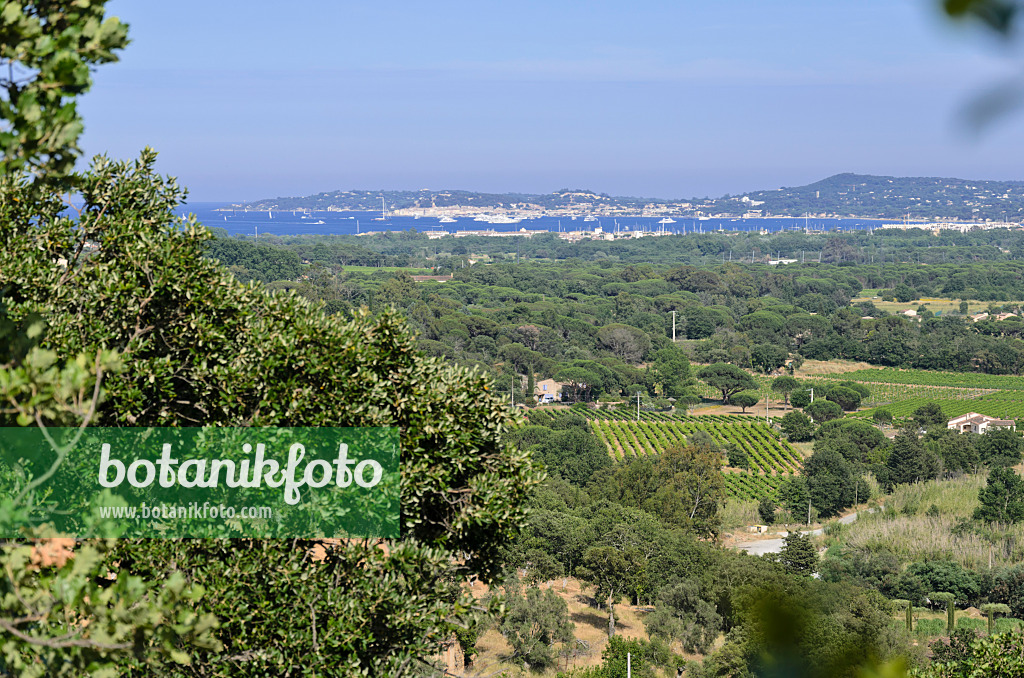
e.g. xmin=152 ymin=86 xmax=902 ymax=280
xmin=339 ymin=265 xmax=434 ymax=274
xmin=589 ymin=419 xmax=801 ymax=472
xmin=849 ymin=294 xmax=1014 ymax=316
xmin=722 ymin=471 xmax=788 ymax=501
xmin=855 ymin=390 xmax=1024 ymax=422
xmin=837 ymin=368 xmax=1024 ymax=390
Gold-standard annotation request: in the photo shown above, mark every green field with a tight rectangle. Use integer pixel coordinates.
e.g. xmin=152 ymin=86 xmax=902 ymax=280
xmin=340 ymin=265 xmax=434 ymax=274
xmin=590 ymin=419 xmax=801 ymax=471
xmin=855 ymin=390 xmax=1024 ymax=422
xmin=722 ymin=471 xmax=788 ymax=501
xmin=838 ymin=368 xmax=1024 ymax=390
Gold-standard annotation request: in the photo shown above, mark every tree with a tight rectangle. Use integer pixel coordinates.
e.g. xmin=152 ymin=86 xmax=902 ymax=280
xmin=974 ymin=466 xmax=1024 ymax=523
xmin=0 ymin=5 xmax=542 ymax=673
xmin=0 ymin=1 xmax=129 ymax=180
xmin=803 ymin=447 xmax=862 ymax=518
xmin=790 ymin=387 xmax=812 ymax=408
xmin=825 ymin=385 xmax=862 ymax=411
xmin=913 ymin=402 xmax=947 ymax=428
xmin=804 ymin=399 xmax=843 ymax=423
xmin=499 ymin=582 xmax=575 ymax=669
xmin=533 ymin=427 xmax=611 ymax=486
xmin=651 ymin=346 xmax=697 ymax=399
xmin=643 ymin=443 xmax=727 ymax=539
xmin=732 ymin=391 xmax=760 ymax=413
xmin=644 ymin=580 xmax=722 ymax=653
xmin=815 ymin=419 xmax=888 ymax=464
xmin=698 ymin=362 xmax=756 ymax=404
xmin=771 ymin=375 xmax=800 ymax=405
xmin=929 ymin=592 xmax=957 ymax=635
xmin=872 ymin=408 xmax=894 ymax=427
xmin=577 ymin=546 xmax=636 ymax=638
xmin=884 ymin=428 xmax=938 ymax=489
xmin=554 ymin=366 xmax=601 ymax=402
xmin=977 ymin=427 xmax=1024 ymax=468
xmin=597 ymin=323 xmax=650 ymax=363
xmin=750 ymin=343 xmax=789 ymax=373
xmin=780 ymin=410 xmax=815 ymax=442
xmin=759 ymin=496 xmax=777 ymax=525
xmin=779 ymin=531 xmax=817 ymax=576
xmin=727 ymin=444 xmax=749 ymax=470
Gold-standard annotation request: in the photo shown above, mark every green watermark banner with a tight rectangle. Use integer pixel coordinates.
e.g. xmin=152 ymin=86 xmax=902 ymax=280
xmin=0 ymin=427 xmax=400 ymax=538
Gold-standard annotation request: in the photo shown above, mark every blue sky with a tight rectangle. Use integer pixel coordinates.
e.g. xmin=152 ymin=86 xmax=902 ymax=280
xmin=78 ymin=1 xmax=1024 ymax=201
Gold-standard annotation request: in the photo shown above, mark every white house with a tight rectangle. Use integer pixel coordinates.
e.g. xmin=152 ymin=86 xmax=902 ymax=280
xmin=947 ymin=412 xmax=1017 ymax=434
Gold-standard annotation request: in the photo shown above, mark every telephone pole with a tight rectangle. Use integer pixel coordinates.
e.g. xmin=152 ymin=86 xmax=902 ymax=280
xmin=636 ymin=391 xmax=642 ymax=422
xmin=671 ymin=311 xmax=676 ymax=342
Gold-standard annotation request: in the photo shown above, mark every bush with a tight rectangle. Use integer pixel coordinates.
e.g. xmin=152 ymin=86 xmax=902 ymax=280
xmin=780 ymin=410 xmax=815 ymax=442
xmin=805 ymin=399 xmax=843 ymax=423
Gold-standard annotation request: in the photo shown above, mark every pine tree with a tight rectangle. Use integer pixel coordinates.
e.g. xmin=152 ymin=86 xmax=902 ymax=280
xmin=779 ymin=531 xmax=817 ymax=576
xmin=974 ymin=467 xmax=1024 ymax=523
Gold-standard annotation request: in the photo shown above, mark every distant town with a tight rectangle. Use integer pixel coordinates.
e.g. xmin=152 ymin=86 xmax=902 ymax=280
xmin=235 ymin=172 xmax=1024 ymax=225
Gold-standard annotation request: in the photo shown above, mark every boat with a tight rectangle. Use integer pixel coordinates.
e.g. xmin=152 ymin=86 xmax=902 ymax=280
xmin=313 ymin=219 xmax=325 ymax=224
xmin=583 ymin=215 xmax=597 ymax=222
xmin=373 ymin=197 xmax=387 ymax=221
xmin=439 ymin=216 xmax=456 ymax=223
xmin=658 ymin=217 xmax=677 ymax=224
xmin=486 ymin=215 xmax=521 ymax=224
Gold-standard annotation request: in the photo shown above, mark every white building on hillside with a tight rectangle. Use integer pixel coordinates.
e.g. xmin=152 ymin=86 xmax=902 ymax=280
xmin=947 ymin=412 xmax=1016 ymax=434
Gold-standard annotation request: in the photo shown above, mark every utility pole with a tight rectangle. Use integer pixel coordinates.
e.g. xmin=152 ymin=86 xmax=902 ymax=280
xmin=636 ymin=391 xmax=642 ymax=422
xmin=810 ymin=387 xmax=814 ymax=403
xmin=808 ymin=497 xmax=812 ymax=526
xmin=671 ymin=311 xmax=676 ymax=342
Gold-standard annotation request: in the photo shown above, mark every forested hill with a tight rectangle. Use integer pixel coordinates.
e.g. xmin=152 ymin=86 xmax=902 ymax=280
xmin=239 ymin=173 xmax=1024 ymax=221
xmin=737 ymin=173 xmax=1024 ymax=221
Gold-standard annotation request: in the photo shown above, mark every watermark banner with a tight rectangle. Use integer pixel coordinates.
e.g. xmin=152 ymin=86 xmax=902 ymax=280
xmin=0 ymin=427 xmax=400 ymax=538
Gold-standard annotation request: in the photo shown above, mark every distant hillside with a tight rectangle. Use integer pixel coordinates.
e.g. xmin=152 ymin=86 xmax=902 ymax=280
xmin=240 ymin=173 xmax=1024 ymax=222
xmin=732 ymin=173 xmax=1024 ymax=221
xmin=238 ymin=188 xmax=665 ymax=212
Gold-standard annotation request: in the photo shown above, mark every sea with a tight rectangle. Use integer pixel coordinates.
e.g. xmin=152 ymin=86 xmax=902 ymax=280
xmin=183 ymin=201 xmax=889 ymax=238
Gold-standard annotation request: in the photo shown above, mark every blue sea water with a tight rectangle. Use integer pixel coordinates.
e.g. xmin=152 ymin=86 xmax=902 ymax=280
xmin=183 ymin=201 xmax=888 ymax=238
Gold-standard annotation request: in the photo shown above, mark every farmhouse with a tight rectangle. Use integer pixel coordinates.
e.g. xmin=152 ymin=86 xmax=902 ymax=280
xmin=534 ymin=379 xmax=564 ymax=403
xmin=947 ymin=412 xmax=1017 ymax=434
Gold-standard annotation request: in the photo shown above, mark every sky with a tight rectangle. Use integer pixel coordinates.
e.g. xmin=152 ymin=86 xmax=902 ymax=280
xmin=77 ymin=0 xmax=1024 ymax=202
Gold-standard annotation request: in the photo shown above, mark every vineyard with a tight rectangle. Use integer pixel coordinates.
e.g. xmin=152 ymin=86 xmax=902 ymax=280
xmin=589 ymin=419 xmax=802 ymax=473
xmin=532 ymin=407 xmax=743 ymax=424
xmin=855 ymin=390 xmax=1024 ymax=422
xmin=837 ymin=381 xmax=996 ymax=407
xmin=723 ymin=471 xmax=788 ymax=501
xmin=585 ymin=408 xmax=743 ymax=423
xmin=526 ymin=408 xmax=801 ymax=500
xmin=839 ymin=368 xmax=1024 ymax=391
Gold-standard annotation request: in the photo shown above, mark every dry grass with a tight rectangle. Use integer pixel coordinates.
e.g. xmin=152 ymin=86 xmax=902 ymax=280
xmin=838 ymin=475 xmax=1024 ymax=571
xmin=721 ymin=499 xmax=761 ymax=530
xmin=793 ymin=359 xmax=874 ymax=378
xmin=850 ymin=295 xmax=1018 ymax=316
xmin=465 ymin=578 xmax=665 ymax=677
xmin=790 ymin=441 xmax=815 ymax=460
